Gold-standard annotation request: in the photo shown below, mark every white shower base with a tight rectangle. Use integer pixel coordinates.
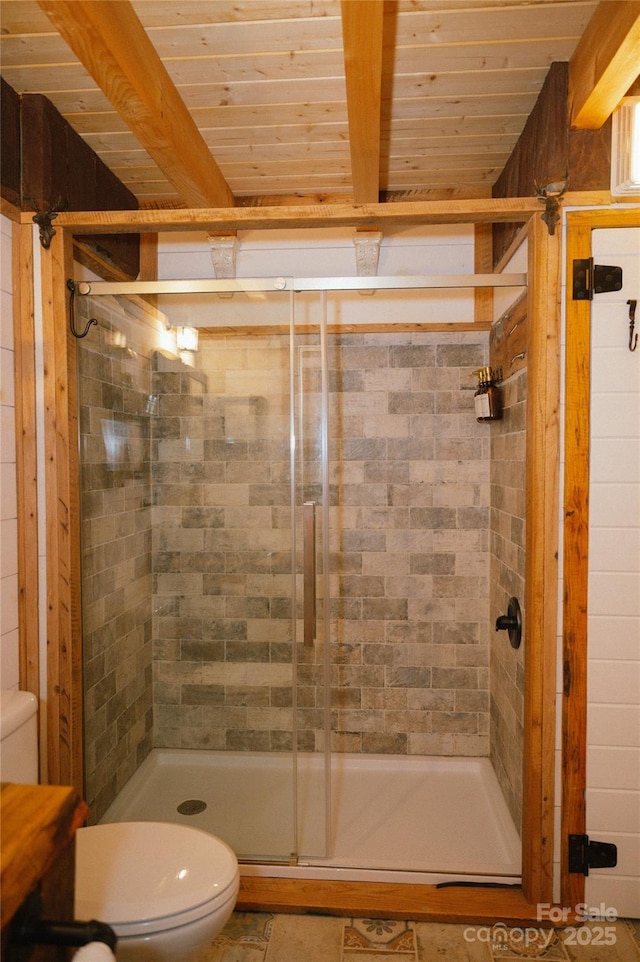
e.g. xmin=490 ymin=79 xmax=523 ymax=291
xmin=101 ymin=750 xmax=521 ymax=886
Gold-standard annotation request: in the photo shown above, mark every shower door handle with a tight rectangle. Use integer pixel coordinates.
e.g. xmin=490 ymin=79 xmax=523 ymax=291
xmin=303 ymin=501 xmax=316 ymax=646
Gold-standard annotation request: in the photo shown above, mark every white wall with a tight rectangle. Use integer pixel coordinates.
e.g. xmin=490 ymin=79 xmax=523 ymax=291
xmin=0 ymin=214 xmax=20 ymax=690
xmin=585 ymin=226 xmax=640 ymax=918
xmin=156 ymin=225 xmax=480 ymax=328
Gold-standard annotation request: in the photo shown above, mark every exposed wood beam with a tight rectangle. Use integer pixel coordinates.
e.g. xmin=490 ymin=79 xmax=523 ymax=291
xmin=341 ymin=0 xmax=384 ymax=204
xmin=40 ymin=197 xmax=542 ymax=234
xmin=569 ymin=1 xmax=640 ymax=128
xmin=37 ymin=0 xmax=235 ymax=208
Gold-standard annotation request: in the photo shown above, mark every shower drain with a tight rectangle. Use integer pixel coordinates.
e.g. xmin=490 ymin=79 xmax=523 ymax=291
xmin=177 ymin=799 xmax=207 ymax=815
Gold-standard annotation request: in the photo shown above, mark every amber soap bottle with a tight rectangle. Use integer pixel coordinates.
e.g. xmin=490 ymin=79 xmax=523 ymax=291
xmin=473 ymin=367 xmax=503 ymax=422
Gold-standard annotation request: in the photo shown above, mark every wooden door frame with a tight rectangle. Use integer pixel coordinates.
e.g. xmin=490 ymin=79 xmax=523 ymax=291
xmin=20 ymin=201 xmax=565 ymax=919
xmin=561 ymin=206 xmax=640 ymax=911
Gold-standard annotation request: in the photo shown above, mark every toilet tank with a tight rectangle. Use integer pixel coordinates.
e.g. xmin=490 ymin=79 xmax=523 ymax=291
xmin=0 ymin=689 xmax=38 ymax=783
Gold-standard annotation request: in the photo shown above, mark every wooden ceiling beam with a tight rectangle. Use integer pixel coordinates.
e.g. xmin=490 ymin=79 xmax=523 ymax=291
xmin=36 ymin=197 xmax=542 ymax=235
xmin=569 ymin=0 xmax=640 ymax=129
xmin=341 ymin=0 xmax=384 ymax=204
xmin=37 ymin=0 xmax=235 ymax=208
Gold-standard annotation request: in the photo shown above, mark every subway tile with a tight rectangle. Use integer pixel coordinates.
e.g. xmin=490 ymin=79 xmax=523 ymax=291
xmin=406 ymin=688 xmax=455 ymax=711
xmin=386 ymin=666 xmax=432 ymax=688
xmin=587 ymin=660 xmax=640 ymax=704
xmin=362 ymin=688 xmax=408 ymax=710
xmin=588 ymin=572 xmax=640 ymax=618
xmin=363 ymin=552 xmax=410 ymax=576
xmin=588 ymin=613 xmax=639 ymax=661
xmin=80 ymin=326 xmax=504 ymax=799
xmin=408 ymin=732 xmax=457 ymax=754
xmin=588 ymin=529 xmax=640 ymax=575
xmin=588 ymin=705 xmax=640 ymax=747
xmin=387 ymin=436 xmax=433 ymax=460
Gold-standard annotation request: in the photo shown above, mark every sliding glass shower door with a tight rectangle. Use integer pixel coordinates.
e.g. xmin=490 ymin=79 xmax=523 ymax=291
xmin=77 ymin=281 xmax=330 ymax=863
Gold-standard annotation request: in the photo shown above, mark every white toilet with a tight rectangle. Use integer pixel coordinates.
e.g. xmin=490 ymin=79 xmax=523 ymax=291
xmin=75 ymin=821 xmax=239 ymax=962
xmin=0 ymin=690 xmax=240 ymax=962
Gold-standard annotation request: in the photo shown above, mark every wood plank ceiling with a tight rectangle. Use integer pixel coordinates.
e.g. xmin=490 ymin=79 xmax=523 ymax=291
xmin=1 ymin=0 xmax=637 ymax=209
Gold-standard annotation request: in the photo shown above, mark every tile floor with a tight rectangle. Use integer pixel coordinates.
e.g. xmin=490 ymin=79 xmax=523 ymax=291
xmin=196 ymin=912 xmax=640 ymax=961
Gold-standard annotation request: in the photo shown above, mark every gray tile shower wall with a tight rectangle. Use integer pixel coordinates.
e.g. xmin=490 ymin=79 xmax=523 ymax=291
xmin=79 ymin=296 xmax=156 ymax=822
xmin=79 ymin=303 xmax=523 ymax=823
xmin=152 ymin=331 xmax=492 ymax=759
xmin=489 ymin=370 xmax=527 ymax=833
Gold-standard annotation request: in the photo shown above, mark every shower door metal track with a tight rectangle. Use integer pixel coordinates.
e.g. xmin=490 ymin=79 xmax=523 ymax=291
xmin=74 ymin=273 xmax=527 ymax=296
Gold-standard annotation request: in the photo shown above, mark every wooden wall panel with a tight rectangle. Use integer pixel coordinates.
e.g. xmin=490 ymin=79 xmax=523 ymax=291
xmin=561 ymin=217 xmax=592 ymax=913
xmin=0 ymin=84 xmax=140 ymax=280
xmin=474 ymin=223 xmax=494 ymax=325
xmin=569 ymin=122 xmax=613 ymax=191
xmin=489 ymin=292 xmax=527 ymax=380
xmin=521 ymin=213 xmax=561 ymax=905
xmin=0 ymin=79 xmax=21 ymax=208
xmin=21 ymin=93 xmax=140 ymax=279
xmin=13 ymin=222 xmax=40 ymax=702
xmin=41 ymin=228 xmax=83 ymax=793
xmin=75 ymin=157 xmax=141 ymax=279
xmin=21 ymin=94 xmax=70 ymax=212
xmin=493 ymin=63 xmax=569 ymax=263
xmin=493 ymin=62 xmax=611 ymax=265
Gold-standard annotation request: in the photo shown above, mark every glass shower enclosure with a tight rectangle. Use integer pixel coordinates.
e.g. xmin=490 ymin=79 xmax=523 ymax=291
xmin=77 ymin=279 xmax=332 ymax=863
xmin=76 ymin=268 xmax=527 ymax=878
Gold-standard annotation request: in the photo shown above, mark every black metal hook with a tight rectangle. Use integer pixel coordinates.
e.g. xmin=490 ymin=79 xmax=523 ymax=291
xmin=30 ymin=198 xmax=67 ymax=249
xmin=67 ymin=279 xmax=98 ymax=338
xmin=628 ymin=300 xmax=638 ymax=352
xmin=535 ymin=179 xmax=567 ymax=236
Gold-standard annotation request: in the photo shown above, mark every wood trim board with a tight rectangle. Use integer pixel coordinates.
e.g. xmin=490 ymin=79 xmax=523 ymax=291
xmin=40 ymin=227 xmax=84 ymax=793
xmin=29 ymin=197 xmax=542 ymax=234
xmin=13 ymin=221 xmax=40 ymax=700
xmin=560 ymin=206 xmax=640 ymax=910
xmin=520 ymin=214 xmax=561 ymax=906
xmin=237 ymin=876 xmax=546 ymax=924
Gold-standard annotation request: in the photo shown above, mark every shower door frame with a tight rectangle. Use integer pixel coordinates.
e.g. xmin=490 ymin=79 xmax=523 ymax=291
xmin=26 ymin=205 xmax=561 ymax=918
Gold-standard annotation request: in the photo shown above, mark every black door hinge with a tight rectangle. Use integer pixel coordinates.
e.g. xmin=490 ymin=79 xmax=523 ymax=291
xmin=573 ymin=259 xmax=623 ymax=300
xmin=568 ymin=834 xmax=618 ymax=875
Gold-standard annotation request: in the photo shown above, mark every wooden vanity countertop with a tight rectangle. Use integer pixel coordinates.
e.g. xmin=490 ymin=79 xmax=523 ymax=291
xmin=0 ymin=782 xmax=88 ymax=930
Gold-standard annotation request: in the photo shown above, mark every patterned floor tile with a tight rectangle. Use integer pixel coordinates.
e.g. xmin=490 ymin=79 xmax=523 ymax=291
xmin=485 ymin=925 xmax=568 ymax=959
xmin=343 ymin=918 xmax=416 ymax=954
xmin=198 ymin=945 xmax=266 ymax=962
xmin=194 ymin=913 xmax=275 ymax=961
xmin=343 ymin=954 xmax=417 ymax=962
xmin=415 ymin=921 xmax=492 ymax=960
xmin=559 ymin=919 xmax=640 ymax=960
xmin=214 ymin=913 xmax=275 ymax=945
xmin=264 ymin=913 xmax=344 ymax=962
xmin=626 ymin=919 xmax=640 ymax=953
xmin=195 ymin=912 xmax=640 ymax=962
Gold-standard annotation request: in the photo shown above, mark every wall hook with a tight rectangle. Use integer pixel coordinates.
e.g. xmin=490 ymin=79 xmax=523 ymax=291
xmin=67 ymin=280 xmax=98 ymax=338
xmin=535 ymin=179 xmax=567 ymax=236
xmin=628 ymin=299 xmax=638 ymax=352
xmin=30 ymin=198 xmax=67 ymax=249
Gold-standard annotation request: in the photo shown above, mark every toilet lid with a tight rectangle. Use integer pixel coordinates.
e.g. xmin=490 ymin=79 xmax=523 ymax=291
xmin=75 ymin=822 xmax=239 ymax=927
